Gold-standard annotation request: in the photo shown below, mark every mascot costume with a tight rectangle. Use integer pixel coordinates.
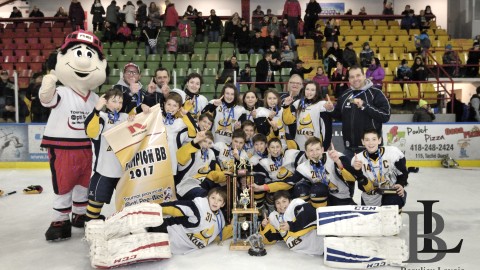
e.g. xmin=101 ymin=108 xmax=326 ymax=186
xmin=40 ymin=30 xmax=107 ymax=241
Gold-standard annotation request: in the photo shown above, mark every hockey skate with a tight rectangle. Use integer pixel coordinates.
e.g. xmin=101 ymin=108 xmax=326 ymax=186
xmin=85 ymin=203 xmax=163 ymax=244
xmin=72 ymin=213 xmax=90 ymax=228
xmin=45 ymin=220 xmax=72 ymax=241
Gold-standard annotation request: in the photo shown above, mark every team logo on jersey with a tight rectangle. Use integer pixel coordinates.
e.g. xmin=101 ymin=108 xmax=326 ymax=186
xmin=187 ymin=225 xmax=215 ymax=248
xmin=297 ymin=114 xmax=314 ymax=136
xmin=197 ymin=164 xmax=211 ymax=174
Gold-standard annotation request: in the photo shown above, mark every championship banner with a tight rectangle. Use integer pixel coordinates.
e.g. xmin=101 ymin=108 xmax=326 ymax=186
xmin=103 ymin=104 xmax=176 ymax=210
xmin=384 ymin=123 xmax=480 ymax=160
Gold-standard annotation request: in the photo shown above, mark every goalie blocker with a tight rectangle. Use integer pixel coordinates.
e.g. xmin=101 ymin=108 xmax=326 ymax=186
xmin=316 ymin=205 xmax=402 ymax=236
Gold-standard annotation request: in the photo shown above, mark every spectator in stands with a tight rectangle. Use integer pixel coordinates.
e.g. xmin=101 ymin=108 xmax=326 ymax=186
xmin=289 ymin=60 xmax=313 ymax=79
xmin=249 ymin=30 xmax=265 ymax=55
xmin=443 ymin=44 xmax=462 ymax=77
xmin=142 ymin=19 xmax=160 ymax=56
xmin=224 ymin=13 xmax=241 ymax=43
xmin=283 ymin=0 xmax=302 ymax=37
xmin=136 ymin=1 xmax=148 ymax=29
xmin=468 ymin=87 xmax=480 ymax=121
xmin=324 ymin=41 xmax=343 ymax=78
xmin=164 ymin=0 xmax=178 ymax=33
xmin=10 ymin=6 xmax=22 ymax=18
xmin=312 ymin=24 xmax=324 ymax=60
xmin=26 ymin=73 xmax=50 ymax=123
xmin=366 ymin=57 xmax=385 ymax=89
xmin=260 ymin=15 xmax=270 ymax=37
xmin=121 ymin=1 xmax=136 ymax=31
xmin=91 ymin=0 xmax=106 ymax=32
xmin=177 ymin=14 xmax=192 ymax=53
xmin=69 ymin=0 xmax=85 ymax=31
xmin=401 ymin=5 xmax=412 ymax=16
xmin=401 ymin=10 xmax=417 ymax=32
xmin=268 ymin=45 xmax=282 ymax=65
xmin=413 ymin=99 xmax=435 ymax=122
xmin=279 ymin=18 xmax=289 ymax=38
xmin=343 ymin=42 xmax=357 ymax=68
xmin=167 ymin=31 xmax=178 ymax=54
xmin=418 ymin=10 xmax=430 ymax=31
xmin=383 ymin=1 xmax=394 ymax=16
xmin=358 ymin=6 xmax=367 ymax=16
xmin=218 ymin=56 xmax=240 ymax=84
xmin=239 ymin=64 xmax=252 ymax=83
xmin=466 ymin=42 xmax=480 ymax=77
xmin=117 ymin=21 xmax=133 ymax=43
xmin=424 ymin=5 xmax=435 ymax=22
xmin=324 ymin=20 xmax=340 ymax=50
xmin=285 ymin=28 xmax=297 ymax=50
xmin=360 ymin=42 xmax=374 ymax=68
xmin=0 ymin=71 xmax=13 ymax=117
xmin=265 ymin=31 xmax=281 ymax=50
xmin=268 ymin=16 xmax=280 ymax=37
xmin=118 ymin=5 xmax=125 ymax=24
xmin=29 ymin=6 xmax=45 ymax=18
xmin=148 ymin=2 xmax=162 ymax=27
xmin=106 ymin=1 xmax=119 ymax=30
xmin=266 ymin=9 xmax=273 ymax=17
xmin=297 ymin=18 xmax=305 ymax=38
xmin=237 ymin=24 xmax=250 ymax=54
xmin=280 ymin=44 xmax=295 ymax=68
xmin=194 ymin=12 xmax=206 ymax=42
xmin=252 ymin=5 xmax=264 ymax=31
xmin=54 ymin=7 xmax=68 ymax=18
xmin=207 ymin=9 xmax=222 ymax=42
xmin=414 ymin=31 xmax=431 ymax=59
xmin=411 ymin=56 xmax=428 ymax=81
xmin=184 ymin=5 xmax=197 ymax=16
xmin=102 ymin=21 xmax=117 ymax=43
xmin=304 ymin=0 xmax=322 ymax=38
xmin=256 ymin=52 xmax=278 ymax=97
xmin=395 ymin=59 xmax=412 ymax=87
xmin=312 ymin=66 xmax=330 ymax=98
xmin=331 ymin=61 xmax=349 ymax=98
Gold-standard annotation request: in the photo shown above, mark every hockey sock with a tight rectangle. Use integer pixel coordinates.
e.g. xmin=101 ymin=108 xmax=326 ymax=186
xmin=87 ymin=200 xmax=104 ymax=219
xmin=311 ymin=196 xmax=328 ymax=208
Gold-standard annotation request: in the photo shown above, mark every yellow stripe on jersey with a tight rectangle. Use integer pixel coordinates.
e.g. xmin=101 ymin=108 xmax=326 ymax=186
xmin=267 ymin=181 xmax=293 ymax=193
xmin=177 ymin=141 xmax=199 ymax=166
xmin=86 ymin=113 xmax=101 ymax=138
xmin=285 ymin=225 xmax=316 ymax=239
xmin=206 ymin=170 xmax=226 ymax=183
xmin=162 ymin=205 xmax=186 ymax=217
xmin=214 ymin=223 xmax=233 ymax=242
xmin=282 ymin=105 xmax=296 ymax=125
xmin=182 ymin=114 xmax=197 ymax=138
xmin=340 ymin=168 xmax=356 ymax=182
xmin=362 ymin=179 xmax=375 ymax=193
xmin=259 ymin=223 xmax=280 ymax=244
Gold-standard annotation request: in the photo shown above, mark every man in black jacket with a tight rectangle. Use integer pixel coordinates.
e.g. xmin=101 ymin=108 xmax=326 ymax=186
xmin=255 ymin=52 xmax=278 ymax=97
xmin=304 ymin=0 xmax=322 ymax=38
xmin=332 ymin=65 xmax=391 ymax=161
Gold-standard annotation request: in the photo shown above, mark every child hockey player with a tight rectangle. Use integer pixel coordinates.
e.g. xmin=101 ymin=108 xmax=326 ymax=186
xmin=84 ymin=88 xmax=133 ymax=221
xmin=352 ymin=128 xmax=408 ymax=209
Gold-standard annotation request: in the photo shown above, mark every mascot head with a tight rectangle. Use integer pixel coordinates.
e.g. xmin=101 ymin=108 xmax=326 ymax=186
xmin=54 ymin=30 xmax=107 ymax=95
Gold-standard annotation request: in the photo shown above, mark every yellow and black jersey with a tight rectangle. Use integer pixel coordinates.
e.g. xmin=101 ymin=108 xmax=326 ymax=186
xmin=165 ymin=113 xmax=197 ymax=175
xmin=282 ymin=99 xmax=329 ymax=151
xmin=85 ymin=109 xmax=129 ymax=178
xmin=293 ymin=153 xmax=356 ymax=199
xmin=213 ymin=142 xmax=250 ymax=173
xmin=176 ymin=141 xmax=223 ymax=183
xmin=352 ymin=146 xmax=408 ymax=206
xmin=161 ymin=197 xmax=227 ymax=254
xmin=202 ymin=102 xmax=246 ymax=145
xmin=260 ymin=198 xmax=324 ymax=255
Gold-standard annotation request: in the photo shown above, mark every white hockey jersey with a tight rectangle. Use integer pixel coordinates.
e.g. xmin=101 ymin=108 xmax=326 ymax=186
xmin=213 ymin=142 xmax=250 ymax=173
xmin=256 ymin=107 xmax=287 ymax=150
xmin=41 ymin=86 xmax=99 ymax=149
xmin=211 ymin=103 xmax=246 ymax=144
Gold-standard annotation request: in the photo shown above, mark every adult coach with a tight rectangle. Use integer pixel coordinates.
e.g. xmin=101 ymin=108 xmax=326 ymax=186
xmin=332 ymin=65 xmax=391 ymax=161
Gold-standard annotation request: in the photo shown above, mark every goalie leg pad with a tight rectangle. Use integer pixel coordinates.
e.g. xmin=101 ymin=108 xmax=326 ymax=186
xmin=317 ymin=205 xmax=402 ymax=236
xmin=324 ymin=236 xmax=408 ymax=269
xmin=89 ymin=232 xmax=172 ymax=269
xmin=85 ymin=203 xmax=163 ymax=243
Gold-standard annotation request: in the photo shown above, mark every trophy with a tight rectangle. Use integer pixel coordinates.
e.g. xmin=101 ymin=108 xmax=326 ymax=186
xmin=376 ymin=172 xmax=397 ymax=195
xmin=247 ymin=233 xmax=267 ymax=256
xmin=227 ymin=158 xmax=260 ymax=251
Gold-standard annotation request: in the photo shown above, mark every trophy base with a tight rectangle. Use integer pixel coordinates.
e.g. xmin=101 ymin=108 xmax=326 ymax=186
xmin=378 ymin=188 xmax=398 ymax=195
xmin=230 ymin=241 xmax=251 ymax=251
xmin=248 ymin=248 xmax=267 ymax=256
